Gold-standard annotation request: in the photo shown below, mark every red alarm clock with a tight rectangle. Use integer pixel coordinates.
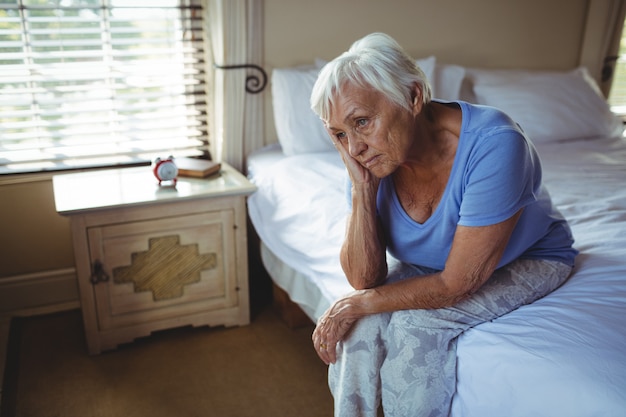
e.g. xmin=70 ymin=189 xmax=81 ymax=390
xmin=153 ymin=156 xmax=178 ymax=186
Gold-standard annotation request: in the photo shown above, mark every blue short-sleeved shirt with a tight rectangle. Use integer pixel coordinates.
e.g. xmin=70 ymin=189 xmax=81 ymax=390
xmin=374 ymin=101 xmax=577 ymax=270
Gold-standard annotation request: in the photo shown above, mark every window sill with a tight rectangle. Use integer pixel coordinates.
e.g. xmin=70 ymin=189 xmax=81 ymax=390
xmin=0 ymin=162 xmax=151 ymax=186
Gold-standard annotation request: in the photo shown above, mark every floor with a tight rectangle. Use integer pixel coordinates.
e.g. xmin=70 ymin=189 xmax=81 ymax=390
xmin=0 ymin=301 xmax=79 ymax=409
xmin=1 ymin=306 xmax=333 ymax=417
xmin=0 ymin=243 xmax=275 ymax=411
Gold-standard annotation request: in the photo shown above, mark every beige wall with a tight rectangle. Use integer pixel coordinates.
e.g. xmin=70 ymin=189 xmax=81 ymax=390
xmin=263 ymin=0 xmax=591 ymax=144
xmin=0 ymin=178 xmax=74 ymax=277
xmin=265 ymin=0 xmax=587 ymax=69
xmin=0 ymin=0 xmax=607 ymax=311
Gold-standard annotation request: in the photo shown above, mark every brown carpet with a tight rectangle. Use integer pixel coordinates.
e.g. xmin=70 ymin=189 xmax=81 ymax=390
xmin=1 ymin=307 xmax=333 ymax=417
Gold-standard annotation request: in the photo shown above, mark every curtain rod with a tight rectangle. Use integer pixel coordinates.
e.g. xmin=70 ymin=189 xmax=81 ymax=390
xmin=214 ymin=64 xmax=268 ymax=94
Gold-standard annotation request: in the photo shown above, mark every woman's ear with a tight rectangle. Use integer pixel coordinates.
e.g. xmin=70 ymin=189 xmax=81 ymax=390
xmin=411 ymin=84 xmax=424 ymax=115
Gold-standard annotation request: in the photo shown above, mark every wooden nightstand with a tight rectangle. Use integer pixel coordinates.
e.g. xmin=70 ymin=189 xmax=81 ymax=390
xmin=53 ymin=163 xmax=256 ymax=354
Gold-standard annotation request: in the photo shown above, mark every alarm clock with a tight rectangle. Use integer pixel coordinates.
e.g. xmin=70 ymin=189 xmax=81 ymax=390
xmin=153 ymin=156 xmax=178 ymax=186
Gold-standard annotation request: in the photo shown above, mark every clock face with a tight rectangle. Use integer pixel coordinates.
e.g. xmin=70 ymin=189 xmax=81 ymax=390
xmin=157 ymin=161 xmax=178 ymax=180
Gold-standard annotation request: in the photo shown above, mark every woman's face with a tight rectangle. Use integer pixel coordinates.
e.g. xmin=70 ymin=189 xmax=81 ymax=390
xmin=324 ymin=82 xmax=417 ymax=178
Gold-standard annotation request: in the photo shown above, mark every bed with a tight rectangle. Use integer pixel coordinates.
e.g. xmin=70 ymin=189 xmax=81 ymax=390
xmin=246 ymin=58 xmax=626 ymax=416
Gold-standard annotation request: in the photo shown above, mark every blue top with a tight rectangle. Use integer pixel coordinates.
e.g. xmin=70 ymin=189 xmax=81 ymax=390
xmin=375 ymin=101 xmax=577 ymax=270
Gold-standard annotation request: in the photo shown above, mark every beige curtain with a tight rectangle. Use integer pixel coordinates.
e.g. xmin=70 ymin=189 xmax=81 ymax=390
xmin=205 ymin=0 xmax=264 ymax=172
xmin=580 ymin=0 xmax=626 ymax=96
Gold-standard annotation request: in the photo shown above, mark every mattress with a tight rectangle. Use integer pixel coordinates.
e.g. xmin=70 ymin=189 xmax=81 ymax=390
xmin=247 ymin=135 xmax=626 ymax=416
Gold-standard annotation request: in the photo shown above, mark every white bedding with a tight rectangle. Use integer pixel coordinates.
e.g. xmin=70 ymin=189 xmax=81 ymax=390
xmin=247 ymin=135 xmax=626 ymax=416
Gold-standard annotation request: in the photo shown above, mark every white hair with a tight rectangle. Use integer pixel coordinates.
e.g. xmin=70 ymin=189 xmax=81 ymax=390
xmin=310 ymin=32 xmax=432 ymax=122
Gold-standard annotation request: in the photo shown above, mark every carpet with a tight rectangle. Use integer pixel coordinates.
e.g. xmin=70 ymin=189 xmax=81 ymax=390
xmin=1 ymin=307 xmax=332 ymax=417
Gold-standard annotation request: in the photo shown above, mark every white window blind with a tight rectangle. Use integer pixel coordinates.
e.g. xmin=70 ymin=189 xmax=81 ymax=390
xmin=0 ymin=0 xmax=208 ymax=175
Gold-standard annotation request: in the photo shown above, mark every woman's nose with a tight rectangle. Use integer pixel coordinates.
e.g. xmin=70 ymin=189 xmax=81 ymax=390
xmin=348 ymin=134 xmax=367 ymax=157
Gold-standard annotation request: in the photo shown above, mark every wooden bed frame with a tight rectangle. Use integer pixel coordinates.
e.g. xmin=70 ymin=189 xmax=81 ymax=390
xmin=272 ymin=283 xmax=313 ymax=328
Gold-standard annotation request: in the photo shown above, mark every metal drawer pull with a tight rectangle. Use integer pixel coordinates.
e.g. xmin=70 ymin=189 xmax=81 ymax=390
xmin=90 ymin=260 xmax=110 ymax=285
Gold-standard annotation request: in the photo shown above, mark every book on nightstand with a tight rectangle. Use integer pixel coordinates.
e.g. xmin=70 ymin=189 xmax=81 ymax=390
xmin=176 ymin=157 xmax=221 ymax=178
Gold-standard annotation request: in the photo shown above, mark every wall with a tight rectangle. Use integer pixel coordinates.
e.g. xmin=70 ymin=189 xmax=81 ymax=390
xmin=0 ymin=0 xmax=605 ymax=313
xmin=265 ymin=0 xmax=588 ymax=69
xmin=0 ymin=178 xmax=74 ymax=275
xmin=0 ymin=175 xmax=79 ymax=312
xmin=263 ymin=0 xmax=592 ymax=144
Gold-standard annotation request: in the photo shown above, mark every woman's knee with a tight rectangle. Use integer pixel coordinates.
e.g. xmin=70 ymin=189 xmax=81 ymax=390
xmin=387 ymin=308 xmax=469 ymax=334
xmin=345 ymin=312 xmax=391 ymax=343
xmin=335 ymin=312 xmax=393 ymax=362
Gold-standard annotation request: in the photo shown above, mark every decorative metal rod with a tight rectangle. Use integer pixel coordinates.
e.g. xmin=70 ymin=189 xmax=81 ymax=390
xmin=214 ymin=63 xmax=268 ymax=94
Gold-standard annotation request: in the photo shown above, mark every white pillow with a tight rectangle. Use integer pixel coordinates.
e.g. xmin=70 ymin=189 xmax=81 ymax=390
xmin=416 ymin=55 xmax=437 ymax=89
xmin=272 ymin=65 xmax=331 ymax=156
xmin=272 ymin=56 xmax=437 ymax=156
xmin=469 ymin=67 xmax=623 ymax=143
xmin=434 ymin=64 xmax=466 ymax=101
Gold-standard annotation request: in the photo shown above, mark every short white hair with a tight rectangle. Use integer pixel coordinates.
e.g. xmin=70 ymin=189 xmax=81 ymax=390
xmin=310 ymin=32 xmax=432 ymax=122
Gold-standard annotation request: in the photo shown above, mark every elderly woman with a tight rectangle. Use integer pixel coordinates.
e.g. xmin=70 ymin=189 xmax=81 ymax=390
xmin=309 ymin=33 xmax=577 ymax=417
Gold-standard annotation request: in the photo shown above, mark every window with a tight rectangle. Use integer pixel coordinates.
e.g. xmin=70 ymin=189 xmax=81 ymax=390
xmin=0 ymin=0 xmax=208 ymax=175
xmin=609 ymin=19 xmax=626 ymax=116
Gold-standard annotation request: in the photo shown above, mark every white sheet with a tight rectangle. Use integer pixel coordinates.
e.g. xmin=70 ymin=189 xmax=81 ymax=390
xmin=247 ymin=148 xmax=350 ymax=319
xmin=247 ymin=135 xmax=626 ymax=416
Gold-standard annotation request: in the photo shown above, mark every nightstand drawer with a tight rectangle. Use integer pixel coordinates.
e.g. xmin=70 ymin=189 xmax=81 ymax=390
xmin=88 ymin=210 xmax=237 ymax=330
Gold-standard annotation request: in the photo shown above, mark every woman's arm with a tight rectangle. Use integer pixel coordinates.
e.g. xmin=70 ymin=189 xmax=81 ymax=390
xmin=313 ymin=209 xmax=522 ymax=364
xmin=327 ymin=128 xmax=388 ymax=289
xmin=365 ymin=209 xmax=522 ymax=312
xmin=340 ymin=181 xmax=388 ymax=289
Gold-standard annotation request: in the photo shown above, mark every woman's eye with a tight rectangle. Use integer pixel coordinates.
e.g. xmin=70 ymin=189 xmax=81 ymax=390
xmin=336 ymin=132 xmax=346 ymax=141
xmin=356 ymin=118 xmax=368 ymax=128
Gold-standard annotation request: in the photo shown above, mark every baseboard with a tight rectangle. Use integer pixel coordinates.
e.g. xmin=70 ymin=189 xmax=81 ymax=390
xmin=0 ymin=268 xmax=80 ymax=317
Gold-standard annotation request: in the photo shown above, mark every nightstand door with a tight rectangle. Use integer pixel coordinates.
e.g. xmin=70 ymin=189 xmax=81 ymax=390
xmin=86 ymin=210 xmax=238 ymax=331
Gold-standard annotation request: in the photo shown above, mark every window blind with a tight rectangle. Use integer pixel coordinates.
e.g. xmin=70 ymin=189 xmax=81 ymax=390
xmin=0 ymin=0 xmax=208 ymax=175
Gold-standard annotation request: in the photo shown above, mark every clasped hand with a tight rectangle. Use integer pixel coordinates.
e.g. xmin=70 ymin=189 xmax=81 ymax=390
xmin=312 ymin=292 xmax=363 ymax=365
